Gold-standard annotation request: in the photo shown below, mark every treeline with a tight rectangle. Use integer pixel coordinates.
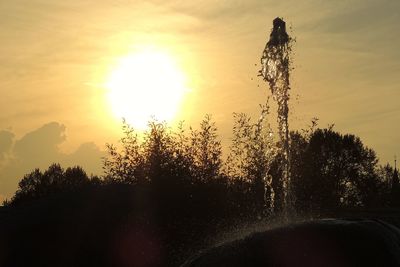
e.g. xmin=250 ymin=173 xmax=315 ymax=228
xmin=6 ymin=111 xmax=399 ymax=215
xmin=3 ymin=112 xmax=400 ymax=266
xmin=7 ymin=164 xmax=102 ymax=206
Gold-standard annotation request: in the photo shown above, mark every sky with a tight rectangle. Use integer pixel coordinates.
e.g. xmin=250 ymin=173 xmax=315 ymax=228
xmin=0 ymin=0 xmax=399 ymax=201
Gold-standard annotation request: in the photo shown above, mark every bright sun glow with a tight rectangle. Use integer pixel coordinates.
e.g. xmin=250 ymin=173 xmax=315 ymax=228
xmin=106 ymin=49 xmax=187 ymax=129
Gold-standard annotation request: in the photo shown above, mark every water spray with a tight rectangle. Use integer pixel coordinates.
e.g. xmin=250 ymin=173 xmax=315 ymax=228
xmin=259 ymin=17 xmax=293 ymax=218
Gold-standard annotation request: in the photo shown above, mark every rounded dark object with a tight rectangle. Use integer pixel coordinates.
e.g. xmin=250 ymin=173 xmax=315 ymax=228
xmin=182 ymin=219 xmax=400 ymax=267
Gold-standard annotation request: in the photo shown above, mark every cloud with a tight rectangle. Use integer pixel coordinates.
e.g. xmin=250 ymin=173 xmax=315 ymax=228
xmin=0 ymin=122 xmax=105 ymax=201
xmin=13 ymin=122 xmax=66 ymax=162
xmin=65 ymin=142 xmax=105 ymax=175
xmin=0 ymin=130 xmax=14 ymax=160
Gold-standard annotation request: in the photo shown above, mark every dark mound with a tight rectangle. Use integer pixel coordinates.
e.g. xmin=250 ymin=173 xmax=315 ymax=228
xmin=182 ymin=219 xmax=400 ymax=267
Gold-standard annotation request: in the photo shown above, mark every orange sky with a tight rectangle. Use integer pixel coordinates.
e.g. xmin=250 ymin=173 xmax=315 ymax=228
xmin=1 ymin=0 xmax=399 ymax=200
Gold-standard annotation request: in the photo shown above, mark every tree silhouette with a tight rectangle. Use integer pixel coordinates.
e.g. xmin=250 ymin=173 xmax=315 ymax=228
xmin=103 ymin=116 xmax=223 ymax=187
xmin=190 ymin=115 xmax=222 ymax=182
xmin=10 ymin=163 xmax=95 ymax=206
xmin=291 ymin=128 xmax=383 ymax=213
xmin=3 ymin=115 xmax=400 ymax=267
xmin=225 ymin=104 xmax=275 ymax=214
xmin=103 ymin=120 xmax=145 ymax=184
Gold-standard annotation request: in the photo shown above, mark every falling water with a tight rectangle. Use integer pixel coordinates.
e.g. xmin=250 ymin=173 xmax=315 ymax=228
xmin=259 ymin=18 xmax=293 ymax=218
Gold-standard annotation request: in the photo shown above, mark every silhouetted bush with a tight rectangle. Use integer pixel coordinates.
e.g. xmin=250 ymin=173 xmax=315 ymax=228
xmin=103 ymin=116 xmax=222 ymax=186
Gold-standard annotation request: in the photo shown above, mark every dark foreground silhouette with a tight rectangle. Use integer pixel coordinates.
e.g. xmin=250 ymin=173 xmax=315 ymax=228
xmin=0 ymin=184 xmax=257 ymax=267
xmin=2 ymin=183 xmax=400 ymax=267
xmin=183 ymin=219 xmax=400 ymax=267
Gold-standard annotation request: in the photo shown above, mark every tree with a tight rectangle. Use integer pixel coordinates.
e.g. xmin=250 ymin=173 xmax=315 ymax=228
xmin=103 ymin=116 xmax=223 ymax=187
xmin=103 ymin=120 xmax=145 ymax=184
xmin=293 ymin=128 xmax=383 ymax=213
xmin=225 ymin=104 xmax=275 ymax=214
xmin=376 ymin=164 xmax=400 ymax=207
xmin=10 ymin=164 xmax=92 ymax=206
xmin=190 ymin=115 xmax=222 ymax=182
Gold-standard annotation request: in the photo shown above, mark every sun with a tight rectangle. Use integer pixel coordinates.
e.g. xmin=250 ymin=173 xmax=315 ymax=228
xmin=105 ymin=49 xmax=187 ymax=129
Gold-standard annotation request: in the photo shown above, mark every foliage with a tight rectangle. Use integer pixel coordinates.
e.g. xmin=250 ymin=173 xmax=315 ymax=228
xmin=103 ymin=116 xmax=222 ymax=186
xmin=291 ymin=128 xmax=385 ymax=213
xmin=4 ymin=108 xmax=400 ymax=266
xmin=225 ymin=104 xmax=275 ymax=182
xmin=190 ymin=115 xmax=222 ymax=182
xmin=225 ymin=104 xmax=276 ymax=213
xmin=103 ymin=120 xmax=144 ymax=184
xmin=9 ymin=163 xmax=99 ymax=206
xmin=8 ymin=109 xmax=399 ymax=215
